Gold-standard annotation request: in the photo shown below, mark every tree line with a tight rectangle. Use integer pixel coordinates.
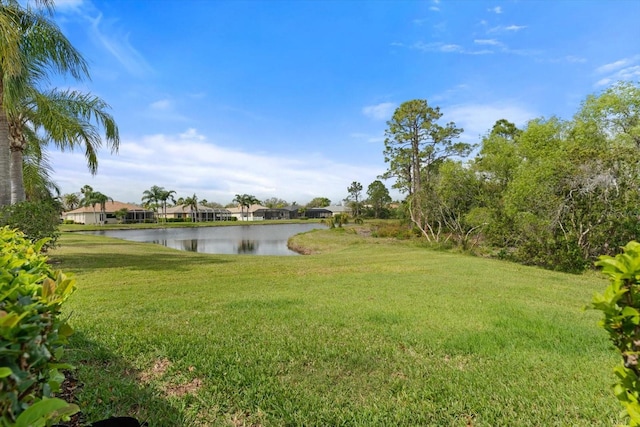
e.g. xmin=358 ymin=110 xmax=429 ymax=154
xmin=61 ymin=184 xmax=396 ymax=223
xmin=382 ymin=81 xmax=640 ymax=272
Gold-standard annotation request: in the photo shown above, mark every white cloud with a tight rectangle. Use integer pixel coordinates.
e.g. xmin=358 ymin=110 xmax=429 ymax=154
xmin=596 ymin=59 xmax=631 ymax=74
xmin=350 ymin=132 xmax=385 ymax=143
xmin=474 ymin=39 xmax=502 ymax=46
xmin=441 ymin=44 xmax=463 ymax=53
xmin=595 ymin=55 xmax=640 ymax=74
xmin=362 ymin=102 xmax=396 ymax=120
xmin=596 ymin=65 xmax=640 ymax=87
xmin=59 ymin=4 xmax=154 ymax=78
xmin=179 ymin=128 xmax=206 ymax=141
xmin=594 ymin=56 xmax=640 ymax=87
xmin=618 ymin=65 xmax=640 ymax=79
xmin=565 ymin=56 xmax=587 ymax=63
xmin=444 ymin=103 xmax=538 ymax=143
xmin=430 ymin=6 xmax=440 ymax=12
xmin=50 ymin=129 xmax=389 ymax=205
xmin=488 ymin=6 xmax=503 ymax=14
xmin=150 ymin=99 xmax=171 ymax=111
xmin=412 ymin=41 xmax=493 ymax=55
xmin=489 ymin=24 xmax=527 ymax=33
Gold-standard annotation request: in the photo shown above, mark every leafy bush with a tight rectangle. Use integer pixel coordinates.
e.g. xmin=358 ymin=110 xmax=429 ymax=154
xmin=592 ymin=241 xmax=640 ymax=426
xmin=0 ymin=201 xmax=61 ymax=249
xmin=370 ymin=223 xmax=415 ymax=240
xmin=513 ymin=236 xmax=588 ymax=274
xmin=0 ymin=227 xmax=78 ymax=425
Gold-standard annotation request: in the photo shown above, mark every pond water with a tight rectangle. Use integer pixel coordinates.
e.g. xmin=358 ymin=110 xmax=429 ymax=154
xmin=82 ymin=223 xmax=327 ymax=256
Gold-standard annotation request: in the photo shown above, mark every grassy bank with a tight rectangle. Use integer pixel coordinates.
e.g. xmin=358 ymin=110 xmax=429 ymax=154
xmin=51 ymin=227 xmax=619 ymax=426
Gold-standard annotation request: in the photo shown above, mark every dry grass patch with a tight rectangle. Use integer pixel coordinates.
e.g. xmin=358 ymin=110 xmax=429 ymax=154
xmin=139 ymin=358 xmax=202 ymax=398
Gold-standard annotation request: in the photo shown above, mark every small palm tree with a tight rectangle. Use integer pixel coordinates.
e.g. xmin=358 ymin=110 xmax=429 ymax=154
xmin=141 ymin=185 xmax=162 ymax=222
xmin=80 ymin=185 xmax=110 ymax=225
xmin=80 ymin=184 xmax=94 ymax=218
xmin=92 ymin=191 xmax=112 ymax=225
xmin=114 ymin=208 xmax=128 ymax=224
xmin=158 ymin=188 xmax=176 ymax=222
xmin=62 ymin=193 xmax=80 ymax=211
xmin=182 ymin=194 xmax=199 ymax=222
xmin=233 ymin=193 xmax=260 ymax=221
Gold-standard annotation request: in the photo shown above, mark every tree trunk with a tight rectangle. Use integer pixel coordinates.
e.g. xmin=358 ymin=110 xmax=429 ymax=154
xmin=9 ymin=147 xmax=25 ymax=203
xmin=9 ymin=119 xmax=27 ymax=204
xmin=0 ymin=80 xmax=12 ymax=207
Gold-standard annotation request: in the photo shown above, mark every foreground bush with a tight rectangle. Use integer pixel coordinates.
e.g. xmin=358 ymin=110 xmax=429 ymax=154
xmin=0 ymin=227 xmax=78 ymax=425
xmin=593 ymin=241 xmax=640 ymax=426
xmin=0 ymin=201 xmax=61 ymax=250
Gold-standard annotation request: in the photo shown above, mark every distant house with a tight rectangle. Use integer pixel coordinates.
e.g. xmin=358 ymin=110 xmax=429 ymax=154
xmin=227 ymin=204 xmax=300 ymax=221
xmin=261 ymin=205 xmax=300 ymax=220
xmin=227 ymin=204 xmax=268 ymax=221
xmin=304 ymin=208 xmax=332 ymax=219
xmin=63 ymin=201 xmax=154 ymax=225
xmin=165 ymin=205 xmax=232 ymax=222
xmin=326 ymin=205 xmax=352 ymax=216
xmin=229 ymin=205 xmax=300 ymax=221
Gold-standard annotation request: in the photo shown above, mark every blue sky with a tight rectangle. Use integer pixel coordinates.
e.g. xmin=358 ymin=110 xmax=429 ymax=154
xmin=48 ymin=0 xmax=640 ymax=205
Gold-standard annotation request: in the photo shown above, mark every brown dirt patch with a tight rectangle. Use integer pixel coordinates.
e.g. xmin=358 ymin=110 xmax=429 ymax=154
xmin=139 ymin=358 xmax=171 ymax=383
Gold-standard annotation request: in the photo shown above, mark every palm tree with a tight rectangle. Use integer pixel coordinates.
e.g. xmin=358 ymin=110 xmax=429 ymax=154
xmin=114 ymin=208 xmax=128 ymax=224
xmin=142 ymin=186 xmax=175 ymax=222
xmin=141 ymin=185 xmax=162 ymax=222
xmin=80 ymin=184 xmax=98 ymax=223
xmin=233 ymin=193 xmax=260 ymax=221
xmin=62 ymin=192 xmax=80 ymax=211
xmin=21 ymin=138 xmax=59 ymax=201
xmin=9 ymin=88 xmax=119 ymax=203
xmin=92 ymin=191 xmax=112 ymax=225
xmin=0 ymin=1 xmax=89 ymax=207
xmin=182 ymin=194 xmax=199 ymax=222
xmin=158 ymin=188 xmax=176 ymax=222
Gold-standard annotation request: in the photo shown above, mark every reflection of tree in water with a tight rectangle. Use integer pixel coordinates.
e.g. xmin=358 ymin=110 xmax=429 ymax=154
xmin=181 ymin=239 xmax=199 ymax=252
xmin=237 ymin=239 xmax=258 ymax=254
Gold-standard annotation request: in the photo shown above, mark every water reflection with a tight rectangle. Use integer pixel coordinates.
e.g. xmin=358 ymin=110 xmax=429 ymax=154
xmin=180 ymin=239 xmax=199 ymax=252
xmin=237 ymin=239 xmax=257 ymax=254
xmin=84 ymin=223 xmax=326 ymax=256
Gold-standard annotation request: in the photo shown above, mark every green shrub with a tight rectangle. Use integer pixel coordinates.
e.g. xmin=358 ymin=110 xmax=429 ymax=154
xmin=371 ymin=223 xmax=414 ymax=239
xmin=0 ymin=201 xmax=61 ymax=250
xmin=592 ymin=241 xmax=640 ymax=426
xmin=0 ymin=227 xmax=78 ymax=425
xmin=166 ymin=218 xmax=186 ymax=223
xmin=61 ymin=220 xmax=75 ymax=225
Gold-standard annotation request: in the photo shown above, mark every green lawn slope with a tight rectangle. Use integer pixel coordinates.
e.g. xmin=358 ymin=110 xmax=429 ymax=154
xmin=51 ymin=227 xmax=619 ymax=426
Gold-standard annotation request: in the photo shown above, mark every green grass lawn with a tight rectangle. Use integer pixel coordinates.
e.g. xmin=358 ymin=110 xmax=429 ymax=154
xmin=51 ymin=227 xmax=619 ymax=426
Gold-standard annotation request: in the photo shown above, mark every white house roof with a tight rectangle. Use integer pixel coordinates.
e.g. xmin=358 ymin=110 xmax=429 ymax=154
xmin=227 ymin=204 xmax=268 ymax=214
xmin=64 ymin=201 xmax=151 ymax=214
xmin=165 ymin=205 xmax=230 ymax=213
xmin=326 ymin=205 xmax=352 ymax=213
